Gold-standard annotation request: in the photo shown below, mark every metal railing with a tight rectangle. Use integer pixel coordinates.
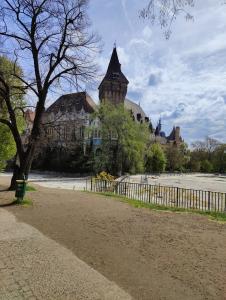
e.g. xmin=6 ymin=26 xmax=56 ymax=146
xmin=90 ymin=179 xmax=226 ymax=213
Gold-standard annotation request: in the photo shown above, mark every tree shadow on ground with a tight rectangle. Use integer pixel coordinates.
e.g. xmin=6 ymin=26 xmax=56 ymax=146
xmin=0 ymin=201 xmax=16 ymax=208
xmin=0 ymin=187 xmax=15 ymax=207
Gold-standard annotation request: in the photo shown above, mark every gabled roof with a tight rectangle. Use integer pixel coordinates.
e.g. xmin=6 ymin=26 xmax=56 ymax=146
xmin=46 ymin=92 xmax=97 ymax=114
xmin=99 ymin=47 xmax=129 ymax=88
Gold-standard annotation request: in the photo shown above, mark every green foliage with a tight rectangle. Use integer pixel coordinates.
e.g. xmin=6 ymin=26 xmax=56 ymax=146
xmin=145 ymin=143 xmax=166 ymax=172
xmin=165 ymin=142 xmax=189 ymax=172
xmin=0 ymin=56 xmax=24 ymax=107
xmin=26 ymin=185 xmax=37 ymax=191
xmin=190 ymin=138 xmax=226 ymax=173
xmin=189 ymin=159 xmax=201 ymax=172
xmin=212 ymin=144 xmax=226 ymax=173
xmin=0 ymin=124 xmax=16 ymax=170
xmin=92 ymin=103 xmax=150 ymax=175
xmin=0 ymin=56 xmax=25 ymax=170
xmin=13 ymin=197 xmax=33 ymax=206
xmin=200 ymin=159 xmax=213 ymax=173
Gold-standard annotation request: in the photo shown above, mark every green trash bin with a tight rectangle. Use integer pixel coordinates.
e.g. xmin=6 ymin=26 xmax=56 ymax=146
xmin=15 ymin=180 xmax=27 ymax=202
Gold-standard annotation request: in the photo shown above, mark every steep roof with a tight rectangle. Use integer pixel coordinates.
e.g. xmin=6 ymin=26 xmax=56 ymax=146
xmin=167 ymin=127 xmax=176 ymax=141
xmin=125 ymin=99 xmax=147 ymax=120
xmin=46 ymin=92 xmax=97 ymax=114
xmin=99 ymin=47 xmax=129 ymax=88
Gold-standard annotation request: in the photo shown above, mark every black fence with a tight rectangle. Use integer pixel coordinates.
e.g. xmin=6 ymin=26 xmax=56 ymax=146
xmin=90 ymin=179 xmax=226 ymax=213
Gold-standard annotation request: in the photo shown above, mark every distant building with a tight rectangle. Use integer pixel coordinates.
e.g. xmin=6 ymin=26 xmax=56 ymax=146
xmin=25 ymin=47 xmax=183 ymax=171
xmin=152 ymin=119 xmax=183 ymax=146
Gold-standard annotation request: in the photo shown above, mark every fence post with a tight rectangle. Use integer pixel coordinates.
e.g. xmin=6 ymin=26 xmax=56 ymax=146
xmin=91 ymin=178 xmax=93 ymax=191
xmin=176 ymin=187 xmax=179 ymax=207
xmin=105 ymin=180 xmax=107 ymax=192
xmin=208 ymin=191 xmax=211 ymax=211
xmin=148 ymin=186 xmax=151 ymax=203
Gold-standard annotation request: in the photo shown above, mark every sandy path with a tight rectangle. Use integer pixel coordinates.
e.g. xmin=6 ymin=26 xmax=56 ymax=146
xmin=0 ymin=209 xmax=131 ymax=300
xmin=1 ymin=176 xmax=226 ymax=299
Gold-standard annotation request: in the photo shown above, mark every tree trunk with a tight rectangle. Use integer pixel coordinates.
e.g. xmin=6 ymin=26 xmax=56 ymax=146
xmin=8 ymin=146 xmax=35 ymax=190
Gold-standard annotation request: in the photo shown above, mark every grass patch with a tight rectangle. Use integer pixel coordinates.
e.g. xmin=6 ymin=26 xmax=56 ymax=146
xmin=13 ymin=197 xmax=33 ymax=207
xmin=26 ymin=185 xmax=37 ymax=191
xmin=86 ymin=191 xmax=226 ymax=223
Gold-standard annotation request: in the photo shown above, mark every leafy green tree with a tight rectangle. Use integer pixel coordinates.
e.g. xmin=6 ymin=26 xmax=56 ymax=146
xmin=189 ymin=158 xmax=201 ymax=172
xmin=189 ymin=137 xmax=223 ymax=173
xmin=165 ymin=143 xmax=189 ymax=172
xmin=92 ymin=103 xmax=150 ymax=175
xmin=0 ymin=56 xmax=25 ymax=172
xmin=212 ymin=144 xmax=226 ymax=173
xmin=145 ymin=143 xmax=166 ymax=173
xmin=0 ymin=125 xmax=16 ymax=171
xmin=200 ymin=160 xmax=213 ymax=173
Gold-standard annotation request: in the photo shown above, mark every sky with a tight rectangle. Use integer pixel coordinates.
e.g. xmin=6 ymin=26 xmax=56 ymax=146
xmin=86 ymin=0 xmax=226 ymax=144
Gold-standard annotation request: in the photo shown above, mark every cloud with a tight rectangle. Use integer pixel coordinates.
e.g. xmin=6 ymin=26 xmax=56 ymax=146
xmin=148 ymin=73 xmax=162 ymax=86
xmin=88 ymin=0 xmax=226 ymax=144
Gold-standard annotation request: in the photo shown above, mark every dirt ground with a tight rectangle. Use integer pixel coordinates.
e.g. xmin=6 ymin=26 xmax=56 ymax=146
xmin=1 ymin=176 xmax=226 ymax=300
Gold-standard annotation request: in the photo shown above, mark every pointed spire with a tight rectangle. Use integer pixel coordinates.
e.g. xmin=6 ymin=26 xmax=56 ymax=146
xmin=99 ymin=46 xmax=129 ymax=86
xmin=167 ymin=126 xmax=176 ymax=141
xmin=155 ymin=118 xmax=162 ymax=136
xmin=106 ymin=47 xmax=121 ymax=74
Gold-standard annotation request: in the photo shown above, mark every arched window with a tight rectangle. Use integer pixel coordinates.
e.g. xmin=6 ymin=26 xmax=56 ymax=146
xmin=80 ymin=126 xmax=84 ymax=138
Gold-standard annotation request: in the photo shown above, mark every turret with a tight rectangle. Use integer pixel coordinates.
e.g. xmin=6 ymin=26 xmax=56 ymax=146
xmin=98 ymin=47 xmax=129 ymax=105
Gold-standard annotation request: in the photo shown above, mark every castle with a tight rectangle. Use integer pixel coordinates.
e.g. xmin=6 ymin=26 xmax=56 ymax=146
xmin=25 ymin=47 xmax=183 ymax=172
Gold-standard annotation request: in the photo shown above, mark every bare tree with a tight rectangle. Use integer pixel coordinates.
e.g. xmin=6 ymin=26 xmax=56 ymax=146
xmin=140 ymin=0 xmax=195 ymax=38
xmin=0 ymin=0 xmax=100 ymax=189
xmin=192 ymin=136 xmax=221 ymax=159
xmin=140 ymin=1 xmax=226 ymax=38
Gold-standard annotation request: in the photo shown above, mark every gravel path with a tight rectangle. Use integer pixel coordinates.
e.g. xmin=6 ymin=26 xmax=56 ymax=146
xmin=0 ymin=208 xmax=131 ymax=299
xmin=1 ymin=176 xmax=226 ymax=299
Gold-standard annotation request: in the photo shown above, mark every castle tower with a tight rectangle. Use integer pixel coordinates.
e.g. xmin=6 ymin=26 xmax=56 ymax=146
xmin=98 ymin=47 xmax=129 ymax=105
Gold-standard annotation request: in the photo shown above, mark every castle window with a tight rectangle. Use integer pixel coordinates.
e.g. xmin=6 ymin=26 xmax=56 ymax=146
xmin=94 ymin=129 xmax=98 ymax=138
xmin=72 ymin=128 xmax=76 ymax=141
xmin=47 ymin=127 xmax=54 ymax=137
xmin=63 ymin=126 xmax=67 ymax=139
xmin=137 ymin=113 xmax=141 ymax=122
xmin=80 ymin=126 xmax=84 ymax=138
xmin=112 ymin=72 xmax=119 ymax=79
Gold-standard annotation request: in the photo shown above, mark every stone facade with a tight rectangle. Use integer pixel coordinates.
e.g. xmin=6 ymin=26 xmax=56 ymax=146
xmin=31 ymin=92 xmax=97 ymax=172
xmin=26 ymin=47 xmax=183 ymax=172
